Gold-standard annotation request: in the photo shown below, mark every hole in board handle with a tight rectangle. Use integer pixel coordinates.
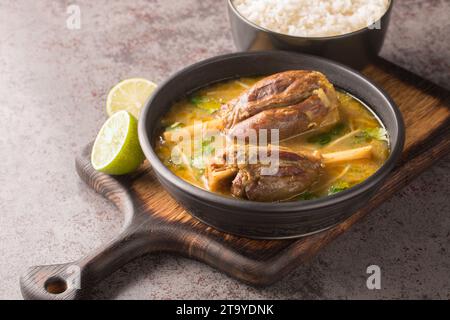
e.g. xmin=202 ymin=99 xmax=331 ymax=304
xmin=45 ymin=277 xmax=68 ymax=294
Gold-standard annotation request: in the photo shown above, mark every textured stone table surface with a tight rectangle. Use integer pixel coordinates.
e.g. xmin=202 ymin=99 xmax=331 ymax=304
xmin=0 ymin=0 xmax=449 ymax=300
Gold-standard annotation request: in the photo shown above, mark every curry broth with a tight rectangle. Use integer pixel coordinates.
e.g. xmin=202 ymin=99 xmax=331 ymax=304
xmin=155 ymin=77 xmax=389 ymax=201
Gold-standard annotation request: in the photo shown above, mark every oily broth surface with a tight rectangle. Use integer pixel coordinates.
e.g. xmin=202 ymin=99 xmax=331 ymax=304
xmin=155 ymin=77 xmax=390 ymax=201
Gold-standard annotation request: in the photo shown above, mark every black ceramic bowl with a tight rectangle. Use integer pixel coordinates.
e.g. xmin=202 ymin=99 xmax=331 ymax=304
xmin=228 ymin=0 xmax=394 ymax=69
xmin=139 ymin=51 xmax=404 ymax=239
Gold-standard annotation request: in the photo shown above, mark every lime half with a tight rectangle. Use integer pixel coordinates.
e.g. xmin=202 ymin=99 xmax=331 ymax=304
xmin=91 ymin=111 xmax=145 ymax=175
xmin=106 ymin=78 xmax=157 ymax=119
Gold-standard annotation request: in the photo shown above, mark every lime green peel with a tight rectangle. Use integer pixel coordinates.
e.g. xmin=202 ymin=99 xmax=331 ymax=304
xmin=91 ymin=110 xmax=145 ymax=175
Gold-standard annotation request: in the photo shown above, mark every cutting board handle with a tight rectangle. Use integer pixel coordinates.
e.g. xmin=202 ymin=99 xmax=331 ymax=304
xmin=20 ymin=144 xmax=182 ymax=299
xmin=20 ymin=261 xmax=83 ymax=300
xmin=20 ymin=227 xmax=162 ymax=300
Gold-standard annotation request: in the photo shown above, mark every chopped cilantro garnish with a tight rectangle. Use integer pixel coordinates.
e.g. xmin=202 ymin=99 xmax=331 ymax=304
xmin=202 ymin=138 xmax=215 ymax=156
xmin=328 ymin=180 xmax=351 ymax=195
xmin=307 ymin=123 xmax=347 ymax=146
xmin=297 ymin=192 xmax=318 ymax=201
xmin=189 ymin=95 xmax=221 ymax=114
xmin=191 ymin=138 xmax=215 ymax=170
xmin=355 ymin=128 xmax=388 ymax=143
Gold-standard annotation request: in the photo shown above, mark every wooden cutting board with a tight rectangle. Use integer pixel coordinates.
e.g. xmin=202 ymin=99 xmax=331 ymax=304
xmin=20 ymin=58 xmax=450 ymax=300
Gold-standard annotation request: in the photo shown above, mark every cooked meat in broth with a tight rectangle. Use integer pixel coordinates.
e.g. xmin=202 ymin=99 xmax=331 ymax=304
xmin=156 ymin=71 xmax=390 ymax=202
xmin=221 ymin=71 xmax=340 ymax=140
xmin=207 ymin=145 xmax=323 ymax=202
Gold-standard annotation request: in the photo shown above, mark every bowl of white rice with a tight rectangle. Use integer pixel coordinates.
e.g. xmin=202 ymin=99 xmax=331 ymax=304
xmin=228 ymin=0 xmax=393 ymax=68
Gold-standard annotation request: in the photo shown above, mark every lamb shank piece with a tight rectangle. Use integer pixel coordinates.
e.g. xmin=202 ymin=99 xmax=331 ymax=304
xmin=220 ymin=70 xmax=340 ymax=141
xmin=206 ymin=145 xmax=323 ymax=202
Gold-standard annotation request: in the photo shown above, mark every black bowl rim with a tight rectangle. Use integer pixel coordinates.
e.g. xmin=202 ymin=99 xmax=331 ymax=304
xmin=227 ymin=0 xmax=394 ymax=41
xmin=138 ymin=51 xmax=405 ymax=213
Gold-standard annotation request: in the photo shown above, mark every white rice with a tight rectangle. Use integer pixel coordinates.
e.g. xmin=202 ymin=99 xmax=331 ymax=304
xmin=233 ymin=0 xmax=390 ymax=37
